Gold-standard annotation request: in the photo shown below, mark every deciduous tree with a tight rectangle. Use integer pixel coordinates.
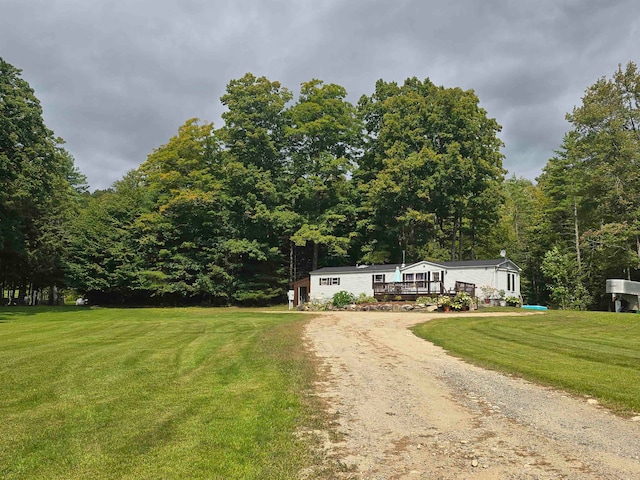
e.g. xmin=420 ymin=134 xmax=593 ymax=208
xmin=356 ymin=77 xmax=504 ymax=263
xmin=286 ymin=80 xmax=361 ymax=272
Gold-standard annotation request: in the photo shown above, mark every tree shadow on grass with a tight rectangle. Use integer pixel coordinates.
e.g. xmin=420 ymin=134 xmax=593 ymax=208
xmin=0 ymin=306 xmax=83 ymax=322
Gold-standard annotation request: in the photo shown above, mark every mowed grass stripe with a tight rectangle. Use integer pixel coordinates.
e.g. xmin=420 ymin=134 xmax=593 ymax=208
xmin=411 ymin=311 xmax=640 ymax=415
xmin=0 ymin=307 xmax=320 ymax=479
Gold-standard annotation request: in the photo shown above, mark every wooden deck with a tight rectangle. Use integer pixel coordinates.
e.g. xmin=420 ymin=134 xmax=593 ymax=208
xmin=373 ymin=280 xmax=475 ymax=301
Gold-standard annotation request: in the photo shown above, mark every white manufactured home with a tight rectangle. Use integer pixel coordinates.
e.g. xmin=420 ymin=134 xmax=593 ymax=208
xmin=294 ymin=258 xmax=521 ymax=305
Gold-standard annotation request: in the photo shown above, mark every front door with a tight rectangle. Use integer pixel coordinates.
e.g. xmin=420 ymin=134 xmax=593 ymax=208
xmin=299 ymin=286 xmax=307 ymax=305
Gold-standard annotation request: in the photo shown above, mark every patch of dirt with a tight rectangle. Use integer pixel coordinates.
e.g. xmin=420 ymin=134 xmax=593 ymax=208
xmin=304 ymin=311 xmax=640 ymax=479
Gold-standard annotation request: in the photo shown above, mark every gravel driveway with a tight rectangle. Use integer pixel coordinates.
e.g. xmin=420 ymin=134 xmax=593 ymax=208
xmin=303 ymin=311 xmax=640 ymax=479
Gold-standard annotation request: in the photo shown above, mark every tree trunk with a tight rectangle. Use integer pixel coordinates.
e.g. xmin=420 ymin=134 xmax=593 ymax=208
xmin=289 ymin=241 xmax=294 ymax=283
xmin=450 ymin=218 xmax=457 ymax=261
xmin=49 ymin=286 xmax=58 ymax=305
xmin=573 ymin=199 xmax=581 ymax=271
xmin=457 ymin=222 xmax=463 ymax=261
xmin=469 ymin=222 xmax=476 ymax=260
xmin=18 ymin=285 xmax=26 ymax=305
xmin=312 ymin=242 xmax=318 ymax=272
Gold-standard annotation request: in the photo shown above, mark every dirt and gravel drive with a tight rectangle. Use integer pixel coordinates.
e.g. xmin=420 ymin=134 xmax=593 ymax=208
xmin=303 ymin=311 xmax=640 ymax=479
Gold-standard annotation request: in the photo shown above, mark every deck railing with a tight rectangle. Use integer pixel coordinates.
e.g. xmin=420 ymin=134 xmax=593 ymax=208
xmin=454 ymin=281 xmax=476 ymax=294
xmin=373 ymin=280 xmax=476 ymax=298
xmin=373 ymin=281 xmax=446 ymax=296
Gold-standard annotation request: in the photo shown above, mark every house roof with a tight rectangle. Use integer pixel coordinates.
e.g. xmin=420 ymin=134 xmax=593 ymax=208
xmin=311 ymin=264 xmax=402 ymax=275
xmin=310 ymin=258 xmax=520 ymax=275
xmin=442 ymin=259 xmax=517 ymax=268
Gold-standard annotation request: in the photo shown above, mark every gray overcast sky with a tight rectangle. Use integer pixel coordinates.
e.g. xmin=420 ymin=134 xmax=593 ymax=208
xmin=1 ymin=0 xmax=638 ymax=190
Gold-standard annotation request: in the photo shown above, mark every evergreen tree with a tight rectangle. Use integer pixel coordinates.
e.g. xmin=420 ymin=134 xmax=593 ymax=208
xmin=539 ymin=62 xmax=640 ymax=308
xmin=0 ymin=57 xmax=84 ymax=302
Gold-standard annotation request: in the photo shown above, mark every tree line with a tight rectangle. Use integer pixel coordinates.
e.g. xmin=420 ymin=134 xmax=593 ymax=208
xmin=1 ymin=56 xmax=638 ymax=308
xmin=0 ymin=58 xmax=87 ymax=305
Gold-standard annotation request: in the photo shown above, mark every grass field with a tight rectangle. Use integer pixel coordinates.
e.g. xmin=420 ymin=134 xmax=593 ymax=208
xmin=411 ymin=310 xmax=640 ymax=415
xmin=0 ymin=307 xmax=325 ymax=479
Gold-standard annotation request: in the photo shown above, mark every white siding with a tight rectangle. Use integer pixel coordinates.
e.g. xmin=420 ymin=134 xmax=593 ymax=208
xmin=310 ymin=269 xmax=393 ymax=302
xmin=447 ymin=266 xmax=520 ymax=299
xmin=308 ymin=262 xmax=521 ymax=303
xmin=443 ymin=267 xmax=495 ymax=295
xmin=491 ymin=270 xmax=520 ymax=297
xmin=401 ymin=262 xmax=445 ymax=283
xmin=402 ymin=262 xmax=444 ymax=275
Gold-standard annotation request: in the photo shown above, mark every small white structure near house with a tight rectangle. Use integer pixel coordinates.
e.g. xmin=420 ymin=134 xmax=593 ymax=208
xmin=605 ymin=279 xmax=640 ymax=312
xmin=302 ymin=258 xmax=521 ymax=304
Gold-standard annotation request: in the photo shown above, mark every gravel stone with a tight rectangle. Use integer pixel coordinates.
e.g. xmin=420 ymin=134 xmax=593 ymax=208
xmin=304 ymin=311 xmax=640 ymax=479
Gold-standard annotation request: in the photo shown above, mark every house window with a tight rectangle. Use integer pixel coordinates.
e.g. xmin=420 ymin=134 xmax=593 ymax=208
xmin=320 ymin=277 xmax=340 ymax=286
xmin=403 ymin=273 xmax=415 ymax=282
xmin=373 ymin=274 xmax=385 ymax=283
xmin=432 ymin=272 xmax=440 ymax=282
xmin=415 ymin=273 xmax=426 ymax=281
xmin=508 ymin=273 xmax=516 ymax=291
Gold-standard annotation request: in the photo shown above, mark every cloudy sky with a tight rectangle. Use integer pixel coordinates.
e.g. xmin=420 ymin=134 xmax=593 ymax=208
xmin=1 ymin=0 xmax=638 ymax=190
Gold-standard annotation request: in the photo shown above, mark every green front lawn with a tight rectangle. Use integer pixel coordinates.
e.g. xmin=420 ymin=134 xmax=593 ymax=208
xmin=411 ymin=311 xmax=640 ymax=415
xmin=0 ymin=307 xmax=322 ymax=479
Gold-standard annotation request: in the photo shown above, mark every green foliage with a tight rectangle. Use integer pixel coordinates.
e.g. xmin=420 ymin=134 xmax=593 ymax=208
xmin=0 ymin=57 xmax=84 ymax=296
xmin=66 ymin=171 xmax=157 ymax=303
xmin=219 ymin=73 xmax=292 ymax=174
xmin=537 ymin=61 xmax=640 ymax=308
xmin=332 ymin=290 xmax=355 ymax=308
xmin=11 ymin=69 xmax=531 ymax=307
xmin=286 ymin=80 xmax=361 ymax=271
xmin=437 ymin=295 xmax=452 ymax=307
xmin=415 ymin=296 xmax=436 ymax=305
xmin=17 ymin=61 xmax=640 ymax=310
xmin=497 ymin=177 xmax=549 ymax=303
xmin=454 ymin=291 xmax=472 ymax=309
xmin=356 ymin=77 xmax=505 ymax=264
xmin=541 ymin=247 xmax=574 ymax=309
xmin=505 ymin=296 xmax=521 ymax=307
xmin=60 ymin=71 xmax=514 ymax=306
xmin=354 ymin=292 xmax=377 ymax=304
xmin=412 ymin=311 xmax=640 ymax=415
xmin=541 ymin=247 xmax=592 ymax=310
